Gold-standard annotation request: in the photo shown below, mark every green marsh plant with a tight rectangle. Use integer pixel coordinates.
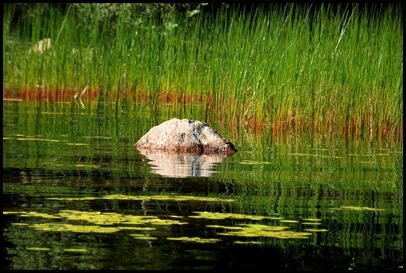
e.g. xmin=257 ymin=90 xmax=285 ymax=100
xmin=3 ymin=3 xmax=403 ymax=141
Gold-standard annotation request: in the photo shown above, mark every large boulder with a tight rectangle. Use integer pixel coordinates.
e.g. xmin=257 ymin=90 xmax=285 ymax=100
xmin=134 ymin=118 xmax=236 ymax=155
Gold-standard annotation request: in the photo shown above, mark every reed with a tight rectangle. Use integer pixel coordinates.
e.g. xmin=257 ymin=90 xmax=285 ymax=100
xmin=3 ymin=3 xmax=403 ymax=141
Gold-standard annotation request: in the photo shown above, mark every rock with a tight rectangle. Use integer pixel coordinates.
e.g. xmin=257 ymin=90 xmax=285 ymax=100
xmin=29 ymin=38 xmax=51 ymax=54
xmin=134 ymin=118 xmax=236 ymax=155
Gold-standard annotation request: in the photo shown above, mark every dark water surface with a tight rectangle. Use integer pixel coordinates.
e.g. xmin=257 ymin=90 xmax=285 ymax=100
xmin=3 ymin=100 xmax=403 ymax=270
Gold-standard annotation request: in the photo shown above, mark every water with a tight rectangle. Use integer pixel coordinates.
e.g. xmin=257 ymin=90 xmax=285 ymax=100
xmin=3 ymin=100 xmax=403 ymax=270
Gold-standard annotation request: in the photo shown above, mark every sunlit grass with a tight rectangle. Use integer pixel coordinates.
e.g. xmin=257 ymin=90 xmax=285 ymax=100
xmin=3 ymin=4 xmax=403 ymax=141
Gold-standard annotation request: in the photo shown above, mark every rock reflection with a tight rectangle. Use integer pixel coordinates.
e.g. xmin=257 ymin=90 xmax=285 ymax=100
xmin=136 ymin=149 xmax=232 ymax=178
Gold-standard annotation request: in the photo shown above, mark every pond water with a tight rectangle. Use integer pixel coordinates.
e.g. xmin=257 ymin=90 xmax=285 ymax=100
xmin=3 ymin=99 xmax=403 ymax=270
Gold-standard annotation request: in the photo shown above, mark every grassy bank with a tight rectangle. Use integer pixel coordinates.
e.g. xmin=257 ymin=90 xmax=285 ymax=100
xmin=3 ymin=4 xmax=403 ymax=142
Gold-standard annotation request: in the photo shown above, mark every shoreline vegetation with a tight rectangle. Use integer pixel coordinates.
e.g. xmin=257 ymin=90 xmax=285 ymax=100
xmin=3 ymin=3 xmax=403 ymax=142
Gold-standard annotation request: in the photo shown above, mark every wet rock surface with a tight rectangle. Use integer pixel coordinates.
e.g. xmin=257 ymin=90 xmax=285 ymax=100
xmin=134 ymin=118 xmax=236 ymax=155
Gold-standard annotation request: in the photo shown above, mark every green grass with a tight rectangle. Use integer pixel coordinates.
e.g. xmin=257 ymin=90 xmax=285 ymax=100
xmin=3 ymin=3 xmax=403 ymax=142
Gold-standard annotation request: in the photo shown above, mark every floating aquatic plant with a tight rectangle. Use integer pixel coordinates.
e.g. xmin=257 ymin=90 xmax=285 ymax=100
xmin=29 ymin=223 xmax=121 ymax=233
xmin=63 ymin=248 xmax=88 ymax=252
xmin=26 ymin=247 xmax=51 ymax=251
xmin=211 ymin=223 xmax=312 ymax=239
xmin=166 ymin=237 xmax=220 ymax=243
xmin=332 ymin=206 xmax=386 ymax=211
xmin=301 ymin=222 xmax=322 ymax=225
xmin=234 ymin=240 xmax=263 ymax=245
xmin=46 ymin=194 xmax=235 ymax=203
xmin=190 ymin=211 xmax=270 ymax=221
xmin=304 ymin=228 xmax=328 ymax=232
xmin=279 ymin=219 xmax=299 ymax=223
xmin=6 ymin=209 xmax=187 ymax=235
xmin=301 ymin=218 xmax=322 ymax=222
xmin=130 ymin=234 xmax=157 ymax=240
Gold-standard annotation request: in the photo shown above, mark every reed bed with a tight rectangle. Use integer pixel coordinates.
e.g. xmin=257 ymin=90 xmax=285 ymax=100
xmin=3 ymin=3 xmax=403 ymax=142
